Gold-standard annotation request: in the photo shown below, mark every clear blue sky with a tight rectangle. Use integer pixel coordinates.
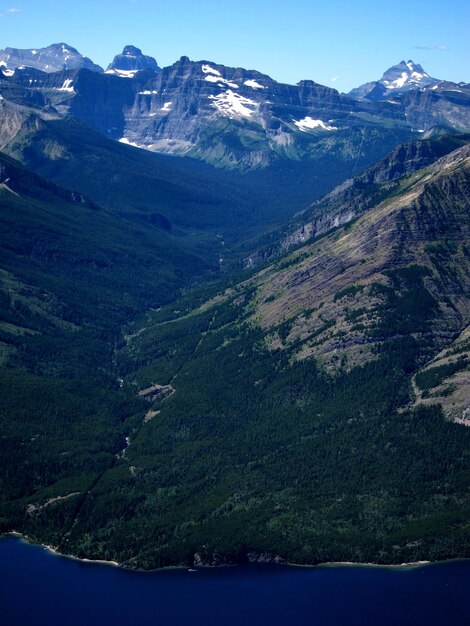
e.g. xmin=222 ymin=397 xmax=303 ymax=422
xmin=1 ymin=0 xmax=468 ymax=91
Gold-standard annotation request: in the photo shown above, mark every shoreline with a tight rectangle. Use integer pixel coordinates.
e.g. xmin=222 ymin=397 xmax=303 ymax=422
xmin=6 ymin=532 xmax=121 ymax=569
xmin=3 ymin=532 xmax=466 ymax=573
xmin=299 ymin=559 xmax=431 ymax=570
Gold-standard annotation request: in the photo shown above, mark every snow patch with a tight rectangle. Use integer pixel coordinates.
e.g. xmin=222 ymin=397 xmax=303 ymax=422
xmin=208 ymin=90 xmax=258 ymax=119
xmin=119 ymin=137 xmax=142 ymax=148
xmin=58 ymin=79 xmax=74 ymax=92
xmin=161 ymin=101 xmax=173 ymax=112
xmin=201 ymin=64 xmax=221 ymax=76
xmin=204 ymin=74 xmax=239 ymax=89
xmin=138 ymin=90 xmax=158 ymax=95
xmin=244 ymin=79 xmax=265 ymax=90
xmin=384 ymin=72 xmax=409 ymax=89
xmin=105 ymin=69 xmax=138 ymax=78
xmin=293 ymin=116 xmax=337 ymax=132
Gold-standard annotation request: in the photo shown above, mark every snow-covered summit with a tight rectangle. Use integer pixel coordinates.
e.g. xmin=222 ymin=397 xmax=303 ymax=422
xmin=380 ymin=60 xmax=437 ymax=91
xmin=349 ymin=60 xmax=440 ymax=100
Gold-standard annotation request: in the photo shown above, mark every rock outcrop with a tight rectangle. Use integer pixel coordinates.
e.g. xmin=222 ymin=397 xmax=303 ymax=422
xmin=106 ymin=45 xmax=160 ymax=74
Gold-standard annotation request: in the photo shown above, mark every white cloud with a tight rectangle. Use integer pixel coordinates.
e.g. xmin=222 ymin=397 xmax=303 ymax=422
xmin=413 ymin=44 xmax=449 ymax=51
xmin=330 ymin=76 xmax=339 ymax=83
xmin=0 ymin=7 xmax=23 ymax=17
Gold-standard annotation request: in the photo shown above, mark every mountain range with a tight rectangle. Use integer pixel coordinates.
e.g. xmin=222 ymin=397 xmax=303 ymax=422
xmin=0 ymin=42 xmax=469 ymax=569
xmin=1 ymin=44 xmax=469 ymax=168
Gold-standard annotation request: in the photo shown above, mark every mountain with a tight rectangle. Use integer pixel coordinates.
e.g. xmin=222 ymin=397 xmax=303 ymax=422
xmin=1 ymin=48 xmax=469 ymax=169
xmin=0 ymin=148 xmax=221 ymax=520
xmin=0 ymin=149 xmax=215 ymax=343
xmin=1 ymin=44 xmax=470 ymax=570
xmin=0 ymin=54 xmax=412 ymax=168
xmin=244 ymin=133 xmax=470 ymax=266
xmin=0 ymin=74 xmax=418 ymax=249
xmin=349 ymin=61 xmax=470 ymax=133
xmin=349 ymin=60 xmax=440 ymax=100
xmin=2 ymin=139 xmax=469 ymax=568
xmin=110 ymin=141 xmax=469 ymax=568
xmin=106 ymin=45 xmax=160 ymax=77
xmin=0 ymin=43 xmax=103 ymax=74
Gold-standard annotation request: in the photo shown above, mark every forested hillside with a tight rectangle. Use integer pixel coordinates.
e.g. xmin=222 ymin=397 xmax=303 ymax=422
xmin=2 ymin=142 xmax=468 ymax=568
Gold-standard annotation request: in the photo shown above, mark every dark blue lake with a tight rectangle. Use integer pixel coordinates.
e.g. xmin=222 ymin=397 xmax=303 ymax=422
xmin=1 ymin=536 xmax=469 ymax=626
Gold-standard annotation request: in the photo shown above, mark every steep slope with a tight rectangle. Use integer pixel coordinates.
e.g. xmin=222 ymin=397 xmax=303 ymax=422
xmin=245 ymin=145 xmax=470 ymax=370
xmin=413 ymin=325 xmax=470 ymax=423
xmin=0 ymin=151 xmax=218 ymax=531
xmin=0 ymin=150 xmax=214 ymax=370
xmin=245 ymin=133 xmax=470 ymax=265
xmin=3 ymin=145 xmax=469 ymax=568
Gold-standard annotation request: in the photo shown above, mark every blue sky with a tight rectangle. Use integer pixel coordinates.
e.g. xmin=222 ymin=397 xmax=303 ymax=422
xmin=1 ymin=0 xmax=468 ymax=91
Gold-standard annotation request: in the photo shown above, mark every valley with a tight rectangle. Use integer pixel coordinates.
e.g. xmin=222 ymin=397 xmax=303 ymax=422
xmin=0 ymin=42 xmax=469 ymax=571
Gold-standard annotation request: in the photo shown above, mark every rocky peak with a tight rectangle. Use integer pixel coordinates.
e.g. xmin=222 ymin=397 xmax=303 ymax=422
xmin=107 ymin=45 xmax=160 ymax=73
xmin=380 ymin=59 xmax=435 ymax=89
xmin=123 ymin=45 xmax=143 ymax=56
xmin=0 ymin=43 xmax=103 ymax=74
xmin=349 ymin=59 xmax=440 ymax=100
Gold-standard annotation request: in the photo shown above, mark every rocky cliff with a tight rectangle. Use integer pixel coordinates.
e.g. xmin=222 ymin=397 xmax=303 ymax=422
xmin=106 ymin=45 xmax=160 ymax=75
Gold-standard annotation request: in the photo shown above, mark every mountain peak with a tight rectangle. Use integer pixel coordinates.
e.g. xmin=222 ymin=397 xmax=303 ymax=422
xmin=107 ymin=45 xmax=159 ymax=73
xmin=381 ymin=59 xmax=430 ymax=83
xmin=51 ymin=42 xmax=80 ymax=54
xmin=122 ymin=45 xmax=144 ymax=56
xmin=0 ymin=43 xmax=103 ymax=73
xmin=349 ymin=59 xmax=440 ymax=100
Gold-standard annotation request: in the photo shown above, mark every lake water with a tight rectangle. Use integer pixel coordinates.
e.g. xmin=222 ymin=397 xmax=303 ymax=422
xmin=1 ymin=536 xmax=469 ymax=625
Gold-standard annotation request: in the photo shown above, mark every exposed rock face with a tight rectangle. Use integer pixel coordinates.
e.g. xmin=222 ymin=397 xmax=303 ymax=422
xmin=245 ymin=134 xmax=470 ymax=266
xmin=0 ymin=43 xmax=103 ymax=73
xmin=401 ymin=86 xmax=470 ymax=133
xmin=413 ymin=325 xmax=470 ymax=423
xmin=138 ymin=383 xmax=174 ymax=401
xmin=246 ymin=552 xmax=286 ymax=564
xmin=247 ymin=144 xmax=470 ymax=370
xmin=107 ymin=45 xmax=160 ymax=73
xmin=283 ymin=135 xmax=470 ymax=246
